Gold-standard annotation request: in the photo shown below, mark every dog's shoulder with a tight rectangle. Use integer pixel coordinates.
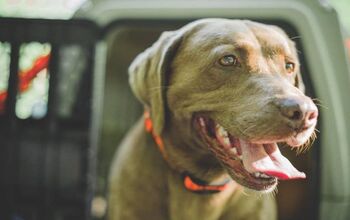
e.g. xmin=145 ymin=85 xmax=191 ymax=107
xmin=109 ymin=117 xmax=167 ymax=182
xmin=108 ymin=118 xmax=169 ymax=219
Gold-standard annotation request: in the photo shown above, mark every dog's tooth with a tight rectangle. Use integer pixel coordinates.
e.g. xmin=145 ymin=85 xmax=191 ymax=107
xmin=252 ymin=172 xmax=270 ymax=179
xmin=216 ymin=124 xmax=228 ymax=137
xmin=231 ymin=147 xmax=238 ymax=156
xmin=215 ymin=124 xmax=231 ymax=148
xmin=199 ymin=117 xmax=205 ymax=127
xmin=260 ymin=173 xmax=270 ymax=179
xmin=223 ymin=136 xmax=231 ymax=147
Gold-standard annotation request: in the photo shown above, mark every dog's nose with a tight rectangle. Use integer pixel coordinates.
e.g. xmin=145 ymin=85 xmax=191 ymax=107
xmin=277 ymin=98 xmax=318 ymax=129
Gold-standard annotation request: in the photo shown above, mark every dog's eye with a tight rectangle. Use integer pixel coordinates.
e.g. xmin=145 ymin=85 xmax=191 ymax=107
xmin=219 ymin=55 xmax=239 ymax=66
xmin=285 ymin=62 xmax=295 ymax=73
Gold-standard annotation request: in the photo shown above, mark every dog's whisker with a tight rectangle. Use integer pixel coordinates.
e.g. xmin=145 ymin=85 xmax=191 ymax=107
xmin=310 ymin=132 xmax=317 ymax=146
xmin=301 ymin=141 xmax=310 ymax=154
xmin=294 ymin=131 xmax=317 ymax=155
xmin=315 ymin=102 xmax=328 ymax=110
xmin=271 ymin=187 xmax=278 ymax=197
xmin=311 ymin=97 xmax=323 ymax=102
xmin=228 ymin=120 xmax=251 ymax=137
xmin=242 ymin=123 xmax=257 ymax=136
xmin=290 ymin=35 xmax=301 ymax=40
xmin=312 ymin=98 xmax=328 ymax=110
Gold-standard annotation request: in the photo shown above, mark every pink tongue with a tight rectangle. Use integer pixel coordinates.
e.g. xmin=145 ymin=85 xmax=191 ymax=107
xmin=240 ymin=140 xmax=306 ymax=180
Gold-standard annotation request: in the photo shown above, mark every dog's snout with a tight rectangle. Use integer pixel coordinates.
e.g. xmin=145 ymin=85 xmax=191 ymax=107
xmin=276 ymin=98 xmax=318 ymax=129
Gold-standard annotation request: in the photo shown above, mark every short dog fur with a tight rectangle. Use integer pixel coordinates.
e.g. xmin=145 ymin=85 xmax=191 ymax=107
xmin=108 ymin=18 xmax=318 ymax=220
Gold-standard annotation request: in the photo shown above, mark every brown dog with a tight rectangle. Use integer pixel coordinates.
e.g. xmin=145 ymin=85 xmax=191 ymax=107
xmin=108 ymin=18 xmax=318 ymax=220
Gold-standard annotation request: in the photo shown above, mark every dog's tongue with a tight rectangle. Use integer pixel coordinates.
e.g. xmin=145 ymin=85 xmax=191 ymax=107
xmin=240 ymin=140 xmax=306 ymax=180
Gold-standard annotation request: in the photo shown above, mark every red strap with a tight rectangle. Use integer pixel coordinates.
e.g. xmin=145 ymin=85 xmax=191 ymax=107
xmin=0 ymin=54 xmax=50 ymax=113
xmin=19 ymin=54 xmax=50 ymax=92
xmin=144 ymin=110 xmax=230 ymax=193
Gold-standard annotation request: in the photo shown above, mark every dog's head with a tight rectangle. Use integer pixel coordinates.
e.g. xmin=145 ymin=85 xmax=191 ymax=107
xmin=129 ymin=19 xmax=318 ymax=192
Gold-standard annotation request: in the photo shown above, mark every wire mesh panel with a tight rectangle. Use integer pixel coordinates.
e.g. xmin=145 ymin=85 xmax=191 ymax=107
xmin=0 ymin=18 xmax=100 ymax=220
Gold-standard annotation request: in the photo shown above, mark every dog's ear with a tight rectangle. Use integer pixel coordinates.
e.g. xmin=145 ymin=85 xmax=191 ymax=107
xmin=129 ymin=30 xmax=183 ymax=135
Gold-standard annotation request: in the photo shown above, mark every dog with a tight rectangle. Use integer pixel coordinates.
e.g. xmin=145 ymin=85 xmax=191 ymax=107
xmin=108 ymin=18 xmax=318 ymax=220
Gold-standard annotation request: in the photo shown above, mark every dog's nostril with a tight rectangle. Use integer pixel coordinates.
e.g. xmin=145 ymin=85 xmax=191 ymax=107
xmin=307 ymin=110 xmax=318 ymax=121
xmin=290 ymin=110 xmax=302 ymax=121
xmin=279 ymin=99 xmax=304 ymax=121
xmin=304 ymin=108 xmax=318 ymax=128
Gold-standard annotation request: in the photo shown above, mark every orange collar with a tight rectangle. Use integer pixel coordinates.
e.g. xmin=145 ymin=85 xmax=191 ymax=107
xmin=144 ymin=110 xmax=231 ymax=194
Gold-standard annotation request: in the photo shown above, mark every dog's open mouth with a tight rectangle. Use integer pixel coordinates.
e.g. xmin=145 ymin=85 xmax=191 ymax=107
xmin=194 ymin=116 xmax=306 ymax=192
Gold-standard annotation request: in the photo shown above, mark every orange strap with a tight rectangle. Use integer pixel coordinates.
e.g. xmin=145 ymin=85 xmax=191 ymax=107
xmin=144 ymin=111 xmax=168 ymax=161
xmin=183 ymin=174 xmax=230 ymax=193
xmin=144 ymin=110 xmax=231 ymax=194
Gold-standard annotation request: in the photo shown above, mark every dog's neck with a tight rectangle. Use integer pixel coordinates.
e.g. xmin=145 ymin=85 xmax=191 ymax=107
xmin=144 ymin=110 xmax=233 ymax=193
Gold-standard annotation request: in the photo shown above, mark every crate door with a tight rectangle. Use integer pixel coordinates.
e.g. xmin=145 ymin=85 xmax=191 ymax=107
xmin=0 ymin=18 xmax=100 ymax=220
